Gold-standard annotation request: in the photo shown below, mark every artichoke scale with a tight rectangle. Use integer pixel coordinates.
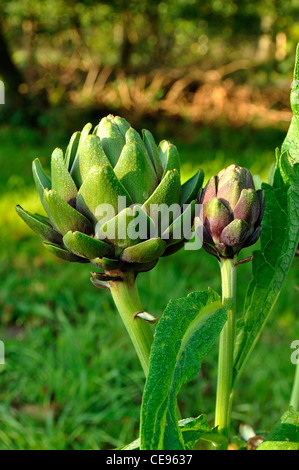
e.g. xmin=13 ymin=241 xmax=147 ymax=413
xmin=142 ymin=169 xmax=181 ymax=233
xmin=76 ymin=164 xmax=132 ymax=224
xmin=142 ymin=129 xmax=163 ymax=180
xmin=43 ymin=241 xmax=89 ymax=263
xmin=96 ymin=117 xmax=126 ymax=166
xmin=65 ymin=131 xmax=80 ymax=170
xmin=181 ymin=169 xmax=204 ymax=205
xmin=32 ymin=158 xmax=51 ymax=207
xmin=114 ymin=142 xmax=158 ymax=204
xmin=120 ymin=237 xmax=167 ymax=264
xmin=71 ymin=134 xmax=111 ymax=186
xmin=16 ymin=205 xmax=62 ymax=244
xmin=43 ymin=189 xmax=93 ymax=236
xmin=63 ymin=231 xmax=113 ymax=259
xmin=51 ymin=148 xmax=78 ymax=203
xmin=158 ymin=140 xmax=181 ymax=178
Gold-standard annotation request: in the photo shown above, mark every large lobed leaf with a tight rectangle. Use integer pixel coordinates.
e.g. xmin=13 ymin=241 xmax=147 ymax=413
xmin=122 ymin=414 xmax=226 ymax=450
xmin=233 ymin=45 xmax=299 ymax=384
xmin=140 ymin=289 xmax=227 ymax=450
xmin=257 ymin=408 xmax=299 ymax=450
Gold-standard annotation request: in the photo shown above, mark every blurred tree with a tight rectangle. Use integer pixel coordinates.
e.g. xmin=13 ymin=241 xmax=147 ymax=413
xmin=0 ymin=18 xmax=27 ymax=107
xmin=0 ymin=0 xmax=299 ymax=117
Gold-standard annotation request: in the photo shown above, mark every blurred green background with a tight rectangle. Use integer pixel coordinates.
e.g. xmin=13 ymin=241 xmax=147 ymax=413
xmin=0 ymin=0 xmax=299 ymax=450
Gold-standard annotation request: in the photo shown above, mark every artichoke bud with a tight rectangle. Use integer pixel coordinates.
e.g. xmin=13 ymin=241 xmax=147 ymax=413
xmin=17 ymin=115 xmax=204 ymax=277
xmin=198 ymin=164 xmax=265 ymax=260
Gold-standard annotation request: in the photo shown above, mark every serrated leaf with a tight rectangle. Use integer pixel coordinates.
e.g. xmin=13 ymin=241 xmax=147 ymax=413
xmin=140 ymin=289 xmax=227 ymax=450
xmin=120 ymin=415 xmax=226 ymax=451
xmin=257 ymin=408 xmax=299 ymax=450
xmin=179 ymin=415 xmax=227 ymax=449
xmin=233 ymin=47 xmax=299 ymax=385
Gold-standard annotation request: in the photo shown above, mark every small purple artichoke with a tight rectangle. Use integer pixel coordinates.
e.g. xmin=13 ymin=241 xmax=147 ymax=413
xmin=198 ymin=164 xmax=265 ymax=260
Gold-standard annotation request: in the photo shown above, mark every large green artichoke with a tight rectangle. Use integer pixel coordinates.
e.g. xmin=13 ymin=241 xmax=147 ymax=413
xmin=198 ymin=164 xmax=265 ymax=260
xmin=16 ymin=115 xmax=203 ymax=280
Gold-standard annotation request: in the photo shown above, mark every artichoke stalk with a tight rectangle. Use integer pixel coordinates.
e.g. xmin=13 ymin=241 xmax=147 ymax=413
xmin=16 ymin=115 xmax=203 ymax=375
xmin=198 ymin=164 xmax=265 ymax=448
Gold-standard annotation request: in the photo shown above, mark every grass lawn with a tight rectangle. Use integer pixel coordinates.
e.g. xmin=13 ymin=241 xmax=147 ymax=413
xmin=0 ymin=119 xmax=298 ymax=449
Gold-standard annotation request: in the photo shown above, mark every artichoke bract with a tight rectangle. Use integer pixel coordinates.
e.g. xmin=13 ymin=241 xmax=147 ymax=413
xmin=16 ymin=115 xmax=203 ymax=280
xmin=198 ymin=164 xmax=265 ymax=260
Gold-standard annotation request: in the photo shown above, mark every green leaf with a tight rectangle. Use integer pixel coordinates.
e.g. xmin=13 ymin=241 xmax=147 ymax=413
xmin=120 ymin=415 xmax=226 ymax=451
xmin=140 ymin=289 xmax=227 ymax=450
xmin=233 ymin=47 xmax=299 ymax=385
xmin=15 ymin=205 xmax=62 ymax=244
xmin=282 ymin=43 xmax=299 ymax=160
xmin=179 ymin=415 xmax=227 ymax=449
xmin=233 ymin=149 xmax=299 ymax=384
xmin=257 ymin=408 xmax=299 ymax=450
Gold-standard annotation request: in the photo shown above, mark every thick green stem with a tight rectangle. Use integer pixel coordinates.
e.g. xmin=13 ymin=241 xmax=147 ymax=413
xmin=214 ymin=257 xmax=237 ymax=449
xmin=109 ymin=272 xmax=153 ymax=377
xmin=290 ymin=360 xmax=299 ymax=411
